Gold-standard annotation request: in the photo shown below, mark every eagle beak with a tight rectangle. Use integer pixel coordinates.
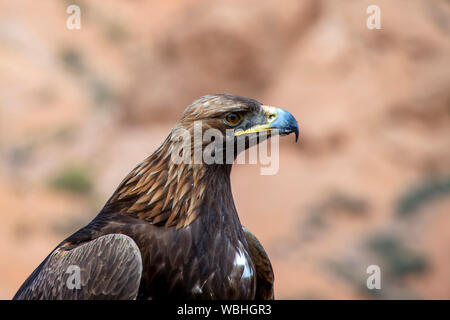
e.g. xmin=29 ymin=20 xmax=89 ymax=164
xmin=235 ymin=106 xmax=299 ymax=142
xmin=266 ymin=106 xmax=299 ymax=142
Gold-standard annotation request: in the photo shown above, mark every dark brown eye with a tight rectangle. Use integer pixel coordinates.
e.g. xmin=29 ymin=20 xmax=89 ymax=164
xmin=224 ymin=112 xmax=243 ymax=126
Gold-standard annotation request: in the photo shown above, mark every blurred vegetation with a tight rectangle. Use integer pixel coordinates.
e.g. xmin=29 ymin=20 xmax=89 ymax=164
xmin=103 ymin=21 xmax=128 ymax=43
xmin=60 ymin=47 xmax=114 ymax=108
xmin=325 ymin=192 xmax=369 ymax=217
xmin=396 ymin=176 xmax=450 ymax=218
xmin=329 ymin=232 xmax=429 ymax=299
xmin=87 ymin=77 xmax=114 ymax=108
xmin=49 ymin=165 xmax=93 ymax=195
xmin=367 ymin=234 xmax=428 ymax=277
xmin=52 ymin=125 xmax=77 ymax=143
xmin=60 ymin=48 xmax=86 ymax=75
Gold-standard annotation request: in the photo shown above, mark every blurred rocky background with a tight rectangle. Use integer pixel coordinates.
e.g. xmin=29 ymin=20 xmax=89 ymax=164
xmin=0 ymin=0 xmax=449 ymax=299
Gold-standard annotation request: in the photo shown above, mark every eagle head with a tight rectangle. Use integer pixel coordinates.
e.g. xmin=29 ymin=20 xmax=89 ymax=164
xmin=108 ymin=94 xmax=298 ymax=228
xmin=171 ymin=94 xmax=299 ymax=162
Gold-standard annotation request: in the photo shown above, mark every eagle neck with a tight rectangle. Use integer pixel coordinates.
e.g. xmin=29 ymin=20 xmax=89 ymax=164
xmin=104 ymin=136 xmax=240 ymax=230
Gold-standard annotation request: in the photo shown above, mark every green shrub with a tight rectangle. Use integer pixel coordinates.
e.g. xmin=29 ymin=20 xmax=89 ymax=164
xmin=396 ymin=176 xmax=450 ymax=217
xmin=49 ymin=165 xmax=93 ymax=195
xmin=367 ymin=234 xmax=428 ymax=277
xmin=60 ymin=48 xmax=85 ymax=75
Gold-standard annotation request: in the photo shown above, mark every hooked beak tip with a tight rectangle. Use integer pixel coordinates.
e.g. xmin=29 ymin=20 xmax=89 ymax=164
xmin=270 ymin=107 xmax=299 ymax=143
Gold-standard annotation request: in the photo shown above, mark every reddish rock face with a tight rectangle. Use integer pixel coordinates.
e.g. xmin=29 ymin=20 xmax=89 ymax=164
xmin=0 ymin=0 xmax=449 ymax=299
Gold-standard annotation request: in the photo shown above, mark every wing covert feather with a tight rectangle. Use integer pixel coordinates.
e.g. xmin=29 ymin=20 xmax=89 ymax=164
xmin=13 ymin=234 xmax=142 ymax=300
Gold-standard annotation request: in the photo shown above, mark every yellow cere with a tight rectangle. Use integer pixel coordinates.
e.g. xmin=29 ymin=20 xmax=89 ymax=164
xmin=263 ymin=105 xmax=278 ymax=124
xmin=234 ymin=105 xmax=278 ymax=136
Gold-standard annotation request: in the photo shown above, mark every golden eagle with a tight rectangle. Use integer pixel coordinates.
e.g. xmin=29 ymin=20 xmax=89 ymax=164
xmin=14 ymin=94 xmax=298 ymax=300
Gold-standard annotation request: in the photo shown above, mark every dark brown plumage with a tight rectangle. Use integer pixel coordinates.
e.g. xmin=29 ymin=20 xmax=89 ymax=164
xmin=13 ymin=94 xmax=298 ymax=300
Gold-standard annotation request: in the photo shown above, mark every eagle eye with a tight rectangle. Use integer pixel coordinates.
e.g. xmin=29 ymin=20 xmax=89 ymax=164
xmin=224 ymin=112 xmax=243 ymax=126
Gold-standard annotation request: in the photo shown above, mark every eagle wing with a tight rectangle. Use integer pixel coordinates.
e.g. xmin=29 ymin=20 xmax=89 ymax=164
xmin=243 ymin=226 xmax=274 ymax=300
xmin=13 ymin=234 xmax=142 ymax=300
